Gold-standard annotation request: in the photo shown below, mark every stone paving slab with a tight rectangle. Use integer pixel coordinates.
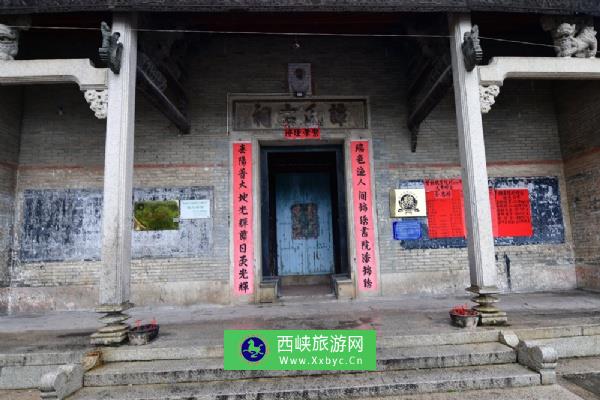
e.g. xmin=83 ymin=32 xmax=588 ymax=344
xmin=2 ymin=290 xmax=600 ymax=334
xmin=562 ymin=375 xmax=600 ymax=399
xmin=0 ymin=389 xmax=41 ymax=400
xmin=0 ymin=290 xmax=599 ymax=365
xmin=0 ymin=385 xmax=587 ymax=400
xmin=70 ymin=363 xmax=540 ymax=400
xmin=559 ymin=356 xmax=600 ymax=375
xmin=357 ymin=385 xmax=586 ymax=400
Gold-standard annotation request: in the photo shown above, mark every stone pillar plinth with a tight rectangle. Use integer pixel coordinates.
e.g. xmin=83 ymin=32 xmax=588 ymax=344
xmin=448 ymin=13 xmax=507 ymax=325
xmin=90 ymin=302 xmax=133 ymax=345
xmin=91 ymin=13 xmax=138 ymax=346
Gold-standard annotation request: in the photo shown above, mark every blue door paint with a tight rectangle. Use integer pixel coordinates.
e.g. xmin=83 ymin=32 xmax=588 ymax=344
xmin=275 ymin=172 xmax=334 ymax=276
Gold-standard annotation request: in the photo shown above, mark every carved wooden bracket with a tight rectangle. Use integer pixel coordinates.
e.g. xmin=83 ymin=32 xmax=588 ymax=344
xmin=136 ymin=33 xmax=191 ymax=134
xmin=461 ymin=25 xmax=483 ymax=72
xmin=99 ymin=21 xmax=123 ymax=74
xmin=406 ymin=49 xmax=453 ymax=152
xmin=136 ymin=51 xmax=190 ymax=134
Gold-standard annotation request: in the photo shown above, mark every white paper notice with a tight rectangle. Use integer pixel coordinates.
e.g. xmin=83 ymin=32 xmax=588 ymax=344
xmin=180 ymin=199 xmax=210 ymax=219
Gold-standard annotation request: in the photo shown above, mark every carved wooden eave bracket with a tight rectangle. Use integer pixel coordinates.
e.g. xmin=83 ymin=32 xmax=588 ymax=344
xmin=477 ymin=56 xmax=600 ymax=113
xmin=99 ymin=21 xmax=123 ymax=74
xmin=136 ymin=51 xmax=191 ymax=134
xmin=0 ymin=58 xmax=108 ymax=118
xmin=405 ymin=31 xmax=453 ymax=153
xmin=406 ymin=60 xmax=453 ymax=152
xmin=461 ymin=25 xmax=483 ymax=72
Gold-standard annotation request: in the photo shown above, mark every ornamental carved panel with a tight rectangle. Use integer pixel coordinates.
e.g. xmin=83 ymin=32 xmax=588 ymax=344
xmin=232 ymin=98 xmax=368 ymax=131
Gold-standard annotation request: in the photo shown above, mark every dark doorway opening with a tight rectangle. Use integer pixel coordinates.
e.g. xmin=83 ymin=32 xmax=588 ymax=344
xmin=260 ymin=146 xmax=348 ymax=295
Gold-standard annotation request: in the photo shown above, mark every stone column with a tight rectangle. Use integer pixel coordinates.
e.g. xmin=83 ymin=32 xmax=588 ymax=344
xmin=448 ymin=13 xmax=506 ymax=325
xmin=91 ymin=13 xmax=138 ymax=345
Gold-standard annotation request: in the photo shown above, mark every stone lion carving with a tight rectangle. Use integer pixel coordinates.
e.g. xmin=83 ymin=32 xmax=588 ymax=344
xmin=541 ymin=16 xmax=597 ymax=58
xmin=554 ymin=23 xmax=597 ymax=58
xmin=0 ymin=24 xmax=19 ymax=61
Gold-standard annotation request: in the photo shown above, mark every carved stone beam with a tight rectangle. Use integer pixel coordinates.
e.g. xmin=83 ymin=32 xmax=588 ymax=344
xmin=0 ymin=59 xmax=107 ymax=89
xmin=478 ymin=56 xmax=600 ymax=113
xmin=479 ymin=56 xmax=600 ymax=86
xmin=0 ymin=58 xmax=108 ymax=119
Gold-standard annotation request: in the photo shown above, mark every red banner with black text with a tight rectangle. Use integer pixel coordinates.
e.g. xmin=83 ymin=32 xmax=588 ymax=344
xmin=424 ymin=179 xmax=533 ymax=239
xmin=351 ymin=141 xmax=378 ymax=292
xmin=232 ymin=142 xmax=254 ymax=295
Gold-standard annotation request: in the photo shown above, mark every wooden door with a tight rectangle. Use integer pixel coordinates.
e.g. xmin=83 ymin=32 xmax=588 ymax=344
xmin=275 ymin=172 xmax=334 ymax=276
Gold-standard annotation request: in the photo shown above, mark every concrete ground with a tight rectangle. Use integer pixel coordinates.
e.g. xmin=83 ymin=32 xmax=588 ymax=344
xmin=1 ymin=289 xmax=600 ymax=399
xmin=2 ymin=289 xmax=600 ymax=343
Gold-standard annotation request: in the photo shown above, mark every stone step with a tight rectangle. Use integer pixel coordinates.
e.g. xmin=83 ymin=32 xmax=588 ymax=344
xmin=558 ymin=355 xmax=600 ymax=376
xmin=101 ymin=331 xmax=503 ymax=363
xmin=72 ymin=363 xmax=540 ymax=400
xmin=0 ymin=365 xmax=63 ymax=390
xmin=528 ymin=334 xmax=600 ymax=358
xmin=0 ymin=349 xmax=85 ymax=367
xmin=84 ymin=342 xmax=515 ymax=386
xmin=0 ymin=350 xmax=86 ymax=389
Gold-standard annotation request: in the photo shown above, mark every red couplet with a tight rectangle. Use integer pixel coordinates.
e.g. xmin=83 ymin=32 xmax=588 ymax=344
xmin=351 ymin=141 xmax=378 ymax=291
xmin=232 ymin=142 xmax=254 ymax=295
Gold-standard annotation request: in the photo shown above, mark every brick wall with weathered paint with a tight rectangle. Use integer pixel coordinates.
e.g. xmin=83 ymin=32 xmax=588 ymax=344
xmin=4 ymin=36 xmax=576 ymax=311
xmin=556 ymin=81 xmax=600 ymax=291
xmin=0 ymin=87 xmax=23 ymax=310
xmin=376 ymin=79 xmax=574 ymax=295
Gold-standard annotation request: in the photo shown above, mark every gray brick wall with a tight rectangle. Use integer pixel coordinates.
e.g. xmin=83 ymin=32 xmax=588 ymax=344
xmin=374 ymin=79 xmax=574 ymax=295
xmin=0 ymin=86 xmax=23 ymax=291
xmin=9 ymin=36 xmax=575 ymax=309
xmin=556 ymin=81 xmax=600 ymax=290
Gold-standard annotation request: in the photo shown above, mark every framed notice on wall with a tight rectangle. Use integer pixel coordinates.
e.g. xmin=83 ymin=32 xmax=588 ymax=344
xmin=180 ymin=199 xmax=210 ymax=219
xmin=389 ymin=189 xmax=427 ymax=217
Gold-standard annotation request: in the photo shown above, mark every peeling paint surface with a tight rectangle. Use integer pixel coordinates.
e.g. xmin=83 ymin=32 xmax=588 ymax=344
xmin=20 ymin=187 xmax=213 ymax=262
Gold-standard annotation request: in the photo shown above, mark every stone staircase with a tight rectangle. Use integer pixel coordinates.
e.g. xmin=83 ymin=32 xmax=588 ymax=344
xmin=68 ymin=340 xmax=542 ymax=399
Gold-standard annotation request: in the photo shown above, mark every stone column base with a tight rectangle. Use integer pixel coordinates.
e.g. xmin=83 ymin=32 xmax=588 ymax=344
xmin=90 ymin=302 xmax=133 ymax=346
xmin=467 ymin=287 xmax=508 ymax=326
